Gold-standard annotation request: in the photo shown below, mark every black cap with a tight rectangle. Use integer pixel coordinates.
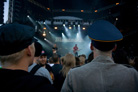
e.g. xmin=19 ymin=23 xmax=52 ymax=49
xmin=34 ymin=41 xmax=42 ymax=57
xmin=40 ymin=53 xmax=47 ymax=57
xmin=0 ymin=23 xmax=35 ymax=56
xmin=88 ymin=20 xmax=123 ymax=51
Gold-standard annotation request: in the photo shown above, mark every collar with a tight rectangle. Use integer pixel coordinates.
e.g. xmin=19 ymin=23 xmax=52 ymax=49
xmin=92 ymin=55 xmax=115 ymax=63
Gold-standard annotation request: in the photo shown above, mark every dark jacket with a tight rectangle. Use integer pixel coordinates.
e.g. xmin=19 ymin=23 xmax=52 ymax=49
xmin=0 ymin=68 xmax=57 ymax=92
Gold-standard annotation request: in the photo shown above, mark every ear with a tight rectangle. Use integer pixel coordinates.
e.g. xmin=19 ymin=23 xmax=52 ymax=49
xmin=112 ymin=44 xmax=117 ymax=51
xmin=90 ymin=43 xmax=94 ymax=50
xmin=26 ymin=46 xmax=32 ymax=56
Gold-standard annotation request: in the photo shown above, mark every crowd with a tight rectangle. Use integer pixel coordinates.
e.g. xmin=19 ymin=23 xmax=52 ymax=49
xmin=0 ymin=20 xmax=138 ymax=92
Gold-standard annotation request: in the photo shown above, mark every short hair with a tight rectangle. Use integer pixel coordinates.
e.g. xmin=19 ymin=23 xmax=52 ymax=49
xmin=52 ymin=53 xmax=59 ymax=63
xmin=0 ymin=49 xmax=25 ymax=65
xmin=48 ymin=57 xmax=53 ymax=63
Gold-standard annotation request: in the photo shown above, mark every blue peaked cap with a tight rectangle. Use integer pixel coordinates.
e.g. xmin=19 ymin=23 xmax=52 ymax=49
xmin=88 ymin=20 xmax=123 ymax=51
xmin=88 ymin=20 xmax=123 ymax=42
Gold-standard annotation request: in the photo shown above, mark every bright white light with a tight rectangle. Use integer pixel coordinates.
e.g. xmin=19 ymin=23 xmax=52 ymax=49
xmin=82 ymin=27 xmax=86 ymax=30
xmin=27 ymin=15 xmax=29 ymax=17
xmin=63 ymin=24 xmax=65 ymax=26
xmin=69 ymin=26 xmax=72 ymax=29
xmin=54 ymin=27 xmax=58 ymax=30
xmin=62 ymin=33 xmax=67 ymax=39
xmin=42 ymin=31 xmax=46 ymax=37
xmin=44 ymin=38 xmax=46 ymax=40
xmin=116 ymin=18 xmax=118 ymax=20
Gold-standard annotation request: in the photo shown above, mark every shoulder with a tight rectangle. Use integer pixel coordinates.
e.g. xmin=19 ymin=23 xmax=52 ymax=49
xmin=36 ymin=67 xmax=49 ymax=74
xmin=23 ymin=75 xmax=57 ymax=91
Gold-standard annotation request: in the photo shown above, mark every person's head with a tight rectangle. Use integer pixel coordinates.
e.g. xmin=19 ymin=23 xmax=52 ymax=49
xmin=61 ymin=53 xmax=76 ymax=77
xmin=52 ymin=53 xmax=59 ymax=64
xmin=48 ymin=57 xmax=53 ymax=64
xmin=75 ymin=44 xmax=77 ymax=47
xmin=38 ymin=53 xmax=47 ymax=66
xmin=86 ymin=52 xmax=94 ymax=63
xmin=60 ymin=56 xmax=64 ymax=65
xmin=88 ymin=20 xmax=123 ymax=58
xmin=53 ymin=44 xmax=57 ymax=47
xmin=75 ymin=57 xmax=80 ymax=66
xmin=79 ymin=56 xmax=86 ymax=65
xmin=0 ymin=23 xmax=35 ymax=69
xmin=33 ymin=41 xmax=42 ymax=63
xmin=34 ymin=41 xmax=42 ymax=57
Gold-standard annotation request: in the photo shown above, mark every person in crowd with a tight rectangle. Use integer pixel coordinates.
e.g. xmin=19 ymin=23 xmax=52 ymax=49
xmin=75 ymin=57 xmax=81 ymax=66
xmin=48 ymin=57 xmax=54 ymax=67
xmin=52 ymin=44 xmax=58 ymax=54
xmin=0 ymin=23 xmax=57 ymax=91
xmin=37 ymin=53 xmax=54 ymax=81
xmin=61 ymin=20 xmax=138 ymax=92
xmin=52 ymin=53 xmax=62 ymax=91
xmin=56 ymin=53 xmax=76 ymax=92
xmin=113 ymin=48 xmax=130 ymax=64
xmin=28 ymin=41 xmax=53 ymax=84
xmin=60 ymin=56 xmax=65 ymax=65
xmin=79 ymin=56 xmax=86 ymax=66
xmin=86 ymin=52 xmax=94 ymax=63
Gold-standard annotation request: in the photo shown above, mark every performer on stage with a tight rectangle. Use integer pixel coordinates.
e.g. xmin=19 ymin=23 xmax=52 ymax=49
xmin=73 ymin=44 xmax=79 ymax=57
xmin=52 ymin=44 xmax=58 ymax=54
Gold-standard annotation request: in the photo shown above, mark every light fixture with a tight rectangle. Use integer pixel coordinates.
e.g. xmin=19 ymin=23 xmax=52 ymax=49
xmin=63 ymin=24 xmax=65 ymax=26
xmin=54 ymin=27 xmax=58 ymax=30
xmin=116 ymin=3 xmax=119 ymax=5
xmin=62 ymin=9 xmax=65 ymax=11
xmin=69 ymin=26 xmax=72 ymax=29
xmin=43 ymin=27 xmax=46 ymax=30
xmin=47 ymin=8 xmax=50 ymax=10
xmin=42 ymin=31 xmax=46 ymax=37
xmin=82 ymin=27 xmax=86 ymax=30
xmin=81 ymin=10 xmax=84 ymax=12
xmin=94 ymin=10 xmax=98 ymax=12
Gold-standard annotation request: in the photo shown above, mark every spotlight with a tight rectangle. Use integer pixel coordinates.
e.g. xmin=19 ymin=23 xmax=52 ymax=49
xmin=43 ymin=27 xmax=46 ymax=30
xmin=62 ymin=9 xmax=65 ymax=11
xmin=44 ymin=38 xmax=46 ymax=40
xmin=116 ymin=3 xmax=119 ymax=5
xmin=69 ymin=26 xmax=72 ymax=29
xmin=82 ymin=27 xmax=86 ymax=30
xmin=63 ymin=24 xmax=65 ymax=26
xmin=94 ymin=10 xmax=98 ymax=12
xmin=42 ymin=31 xmax=46 ymax=37
xmin=27 ymin=15 xmax=29 ymax=17
xmin=116 ymin=18 xmax=118 ymax=20
xmin=54 ymin=27 xmax=58 ymax=30
xmin=81 ymin=10 xmax=84 ymax=12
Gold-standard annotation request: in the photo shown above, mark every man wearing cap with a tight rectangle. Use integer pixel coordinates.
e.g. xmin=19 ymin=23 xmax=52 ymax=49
xmin=61 ymin=20 xmax=138 ymax=92
xmin=0 ymin=23 xmax=57 ymax=91
xmin=28 ymin=41 xmax=53 ymax=84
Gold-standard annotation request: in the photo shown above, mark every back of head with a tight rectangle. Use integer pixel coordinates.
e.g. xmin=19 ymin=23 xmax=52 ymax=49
xmin=64 ymin=54 xmax=76 ymax=67
xmin=61 ymin=53 xmax=76 ymax=77
xmin=52 ymin=53 xmax=59 ymax=63
xmin=48 ymin=57 xmax=53 ymax=63
xmin=75 ymin=57 xmax=80 ymax=66
xmin=79 ymin=56 xmax=85 ymax=65
xmin=0 ymin=23 xmax=35 ymax=65
xmin=88 ymin=20 xmax=123 ymax=54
